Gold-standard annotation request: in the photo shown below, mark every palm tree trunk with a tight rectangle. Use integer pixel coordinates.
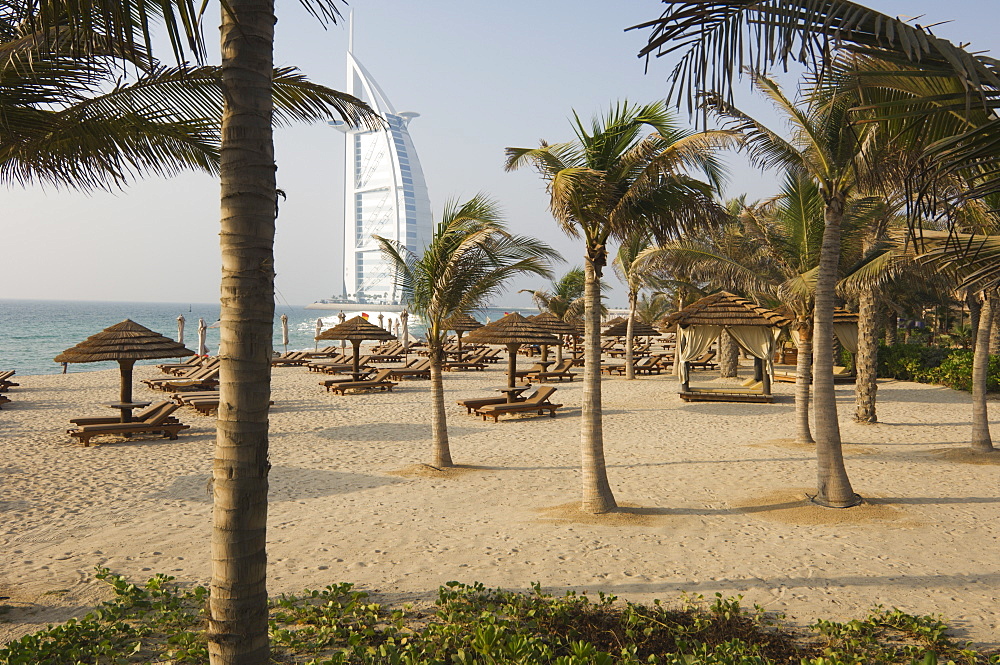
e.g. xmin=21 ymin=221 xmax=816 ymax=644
xmin=719 ymin=330 xmax=739 ymax=378
xmin=795 ymin=318 xmax=814 ymax=445
xmin=854 ymin=284 xmax=878 ymax=424
xmin=971 ymin=291 xmax=995 ymax=453
xmin=812 ymin=195 xmax=858 ymax=508
xmin=968 ymin=291 xmax=981 ymax=351
xmin=209 ymin=1 xmax=275 ymax=662
xmin=885 ymin=309 xmax=897 ymax=346
xmin=581 ymin=257 xmax=616 ymax=513
xmin=429 ymin=343 xmax=453 ymax=467
xmin=625 ymin=291 xmax=637 ymax=380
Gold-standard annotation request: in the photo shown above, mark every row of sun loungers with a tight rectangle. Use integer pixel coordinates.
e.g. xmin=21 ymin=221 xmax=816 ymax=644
xmin=67 ymin=401 xmax=190 ymax=446
xmin=143 ymin=363 xmax=220 ymax=392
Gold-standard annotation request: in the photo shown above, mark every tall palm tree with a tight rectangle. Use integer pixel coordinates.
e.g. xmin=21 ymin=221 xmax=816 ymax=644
xmin=704 ymin=74 xmax=882 ymax=507
xmin=9 ymin=3 xmax=379 ymax=663
xmin=506 ymin=101 xmax=732 ymax=513
xmin=377 ymin=195 xmax=557 ymax=468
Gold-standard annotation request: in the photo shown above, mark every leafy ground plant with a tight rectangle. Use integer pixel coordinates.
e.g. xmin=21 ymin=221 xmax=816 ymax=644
xmin=1 ymin=571 xmax=998 ymax=664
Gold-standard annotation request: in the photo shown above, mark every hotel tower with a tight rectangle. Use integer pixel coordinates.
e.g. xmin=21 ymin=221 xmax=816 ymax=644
xmin=330 ymin=16 xmax=432 ymax=304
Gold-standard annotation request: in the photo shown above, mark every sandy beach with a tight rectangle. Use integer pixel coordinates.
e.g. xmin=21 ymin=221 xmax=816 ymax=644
xmin=1 ymin=360 xmax=998 ymax=647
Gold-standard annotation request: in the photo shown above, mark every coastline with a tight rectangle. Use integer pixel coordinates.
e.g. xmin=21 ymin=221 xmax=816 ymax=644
xmin=1 ymin=364 xmax=998 ymax=647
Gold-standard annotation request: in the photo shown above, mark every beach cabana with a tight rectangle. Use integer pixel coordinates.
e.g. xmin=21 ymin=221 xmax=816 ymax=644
xmin=55 ymin=320 xmax=194 ymax=421
xmin=463 ymin=313 xmax=559 ymax=400
xmin=665 ymin=292 xmax=789 ymax=403
xmin=316 ymin=316 xmax=396 ymax=380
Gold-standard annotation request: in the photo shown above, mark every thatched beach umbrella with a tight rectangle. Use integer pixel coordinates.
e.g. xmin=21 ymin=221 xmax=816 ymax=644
xmin=54 ymin=319 xmax=194 ymax=421
xmin=601 ymin=319 xmax=662 ymax=338
xmin=529 ymin=312 xmax=576 ymax=362
xmin=176 ymin=315 xmax=185 ymax=345
xmin=316 ymin=315 xmax=397 ymax=379
xmin=464 ymin=313 xmax=559 ymax=394
xmin=280 ymin=314 xmax=289 ymax=354
xmin=443 ymin=312 xmax=483 ymax=360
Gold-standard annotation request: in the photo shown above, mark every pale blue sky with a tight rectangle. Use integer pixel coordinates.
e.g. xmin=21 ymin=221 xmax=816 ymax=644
xmin=6 ymin=1 xmax=997 ymax=308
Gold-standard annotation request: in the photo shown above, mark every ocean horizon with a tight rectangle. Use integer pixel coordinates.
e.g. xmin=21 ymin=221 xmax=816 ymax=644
xmin=0 ymin=298 xmax=536 ymax=376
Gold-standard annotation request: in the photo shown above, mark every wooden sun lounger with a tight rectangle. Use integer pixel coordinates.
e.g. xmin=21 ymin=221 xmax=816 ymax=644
xmin=0 ymin=394 xmax=10 ymax=408
xmin=527 ymin=359 xmax=576 ymax=382
xmin=67 ymin=401 xmax=190 ymax=446
xmin=475 ymin=386 xmax=563 ymax=423
xmin=320 ymin=368 xmax=378 ymax=391
xmin=144 ymin=366 xmax=220 ymax=392
xmin=1 ymin=369 xmax=20 ymax=389
xmin=456 ymin=396 xmax=512 ymax=414
xmin=390 ymin=359 xmax=431 ymax=380
xmin=155 ymin=355 xmax=203 ymax=375
xmin=326 ymin=369 xmax=398 ymax=395
xmin=444 ymin=351 xmax=489 ymax=371
xmin=70 ymin=402 xmax=182 ymax=426
xmin=687 ymin=351 xmax=718 ymax=370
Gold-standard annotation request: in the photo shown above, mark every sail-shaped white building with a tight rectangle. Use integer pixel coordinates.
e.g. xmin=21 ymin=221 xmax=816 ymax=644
xmin=330 ymin=18 xmax=432 ymax=305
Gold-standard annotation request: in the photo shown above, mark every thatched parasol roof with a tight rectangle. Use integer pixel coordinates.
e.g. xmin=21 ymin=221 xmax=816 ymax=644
xmin=602 ymin=319 xmax=662 ymax=337
xmin=833 ymin=308 xmax=859 ymax=324
xmin=54 ymin=320 xmax=194 ymax=363
xmin=528 ymin=312 xmax=578 ymax=336
xmin=463 ymin=312 xmax=559 ymax=346
xmin=663 ymin=292 xmax=791 ymax=328
xmin=443 ymin=313 xmax=484 ymax=332
xmin=315 ymin=316 xmax=397 ymax=342
xmin=602 ymin=316 xmax=627 ymax=327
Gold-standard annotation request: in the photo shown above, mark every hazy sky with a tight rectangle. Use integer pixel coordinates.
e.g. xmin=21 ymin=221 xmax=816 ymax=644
xmin=6 ymin=1 xmax=996 ymax=308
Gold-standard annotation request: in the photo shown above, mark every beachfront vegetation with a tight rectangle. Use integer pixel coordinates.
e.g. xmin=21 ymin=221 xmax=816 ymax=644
xmin=376 ymin=195 xmax=557 ymax=468
xmin=506 ymin=101 xmax=734 ymax=514
xmin=3 ymin=568 xmax=996 ymax=665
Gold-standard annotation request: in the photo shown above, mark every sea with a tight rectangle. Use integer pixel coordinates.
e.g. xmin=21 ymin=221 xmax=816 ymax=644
xmin=0 ymin=299 xmax=534 ymax=376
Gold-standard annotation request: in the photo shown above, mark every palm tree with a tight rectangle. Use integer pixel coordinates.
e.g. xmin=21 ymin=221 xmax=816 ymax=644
xmin=506 ymin=101 xmax=732 ymax=513
xmin=704 ymin=74 xmax=884 ymax=507
xmin=613 ymin=231 xmax=663 ymax=380
xmin=522 ymin=267 xmax=586 ymax=321
xmin=9 ymin=3 xmax=379 ymax=663
xmin=377 ymin=195 xmax=557 ymax=468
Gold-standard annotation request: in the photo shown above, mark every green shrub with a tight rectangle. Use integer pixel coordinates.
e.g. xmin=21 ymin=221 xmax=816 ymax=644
xmin=877 ymin=344 xmax=1000 ymax=392
xmin=2 ymin=570 xmax=999 ymax=664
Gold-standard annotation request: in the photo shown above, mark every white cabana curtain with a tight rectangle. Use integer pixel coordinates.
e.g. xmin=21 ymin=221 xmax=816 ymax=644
xmin=833 ymin=323 xmax=859 ymax=354
xmin=676 ymin=325 xmax=722 ymax=384
xmin=727 ymin=325 xmax=782 ymax=380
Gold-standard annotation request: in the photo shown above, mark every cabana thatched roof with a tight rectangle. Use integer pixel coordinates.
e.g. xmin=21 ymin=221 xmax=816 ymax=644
xmin=663 ymin=292 xmax=791 ymax=329
xmin=54 ymin=320 xmax=193 ymax=363
xmin=528 ymin=312 xmax=578 ymax=336
xmin=443 ymin=313 xmax=484 ymax=332
xmin=463 ymin=312 xmax=560 ymax=346
xmin=603 ymin=316 xmax=627 ymax=327
xmin=833 ymin=309 xmax=859 ymax=324
xmin=315 ymin=316 xmax=397 ymax=342
xmin=602 ymin=319 xmax=661 ymax=337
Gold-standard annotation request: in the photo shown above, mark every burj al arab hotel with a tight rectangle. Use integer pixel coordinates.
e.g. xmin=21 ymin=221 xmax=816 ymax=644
xmin=328 ymin=17 xmax=433 ymax=306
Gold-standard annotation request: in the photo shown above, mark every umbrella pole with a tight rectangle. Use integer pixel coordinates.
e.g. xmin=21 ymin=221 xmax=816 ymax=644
xmin=352 ymin=340 xmax=362 ymax=380
xmin=118 ymin=359 xmax=135 ymax=423
xmin=457 ymin=331 xmax=463 ymax=361
xmin=506 ymin=343 xmax=519 ymax=399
